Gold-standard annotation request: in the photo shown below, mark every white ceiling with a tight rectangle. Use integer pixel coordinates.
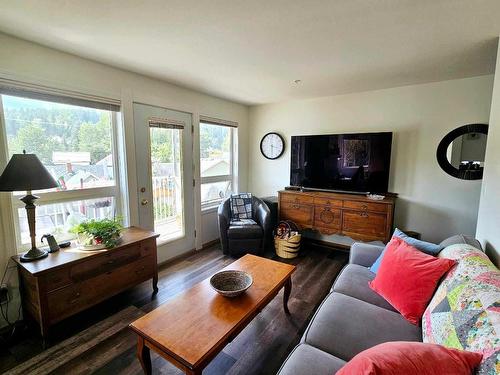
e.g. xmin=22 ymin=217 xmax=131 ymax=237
xmin=0 ymin=0 xmax=499 ymax=105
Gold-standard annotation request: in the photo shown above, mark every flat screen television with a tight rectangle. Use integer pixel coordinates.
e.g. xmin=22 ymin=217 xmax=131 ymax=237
xmin=290 ymin=132 xmax=392 ymax=193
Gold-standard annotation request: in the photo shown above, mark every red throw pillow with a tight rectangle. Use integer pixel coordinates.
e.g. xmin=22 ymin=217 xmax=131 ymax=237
xmin=336 ymin=341 xmax=483 ymax=375
xmin=369 ymin=237 xmax=455 ymax=325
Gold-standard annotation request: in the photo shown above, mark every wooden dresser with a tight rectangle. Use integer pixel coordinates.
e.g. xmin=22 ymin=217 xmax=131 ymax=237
xmin=278 ymin=190 xmax=396 ymax=244
xmin=12 ymin=226 xmax=159 ymax=338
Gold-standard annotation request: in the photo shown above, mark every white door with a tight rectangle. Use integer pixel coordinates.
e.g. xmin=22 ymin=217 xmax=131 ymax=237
xmin=133 ymin=103 xmax=195 ymax=254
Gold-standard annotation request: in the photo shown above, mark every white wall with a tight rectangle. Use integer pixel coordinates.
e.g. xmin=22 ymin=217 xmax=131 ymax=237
xmin=476 ymin=39 xmax=500 ymax=267
xmin=0 ymin=33 xmax=249 ymax=326
xmin=249 ymin=76 xmax=493 ymax=243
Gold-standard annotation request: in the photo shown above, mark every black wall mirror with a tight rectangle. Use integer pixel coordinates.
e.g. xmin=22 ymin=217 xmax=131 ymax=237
xmin=436 ymin=123 xmax=488 ymax=180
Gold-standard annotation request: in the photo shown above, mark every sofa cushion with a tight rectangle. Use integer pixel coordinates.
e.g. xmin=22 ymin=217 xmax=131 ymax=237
xmin=227 ymin=223 xmax=263 ymax=239
xmin=277 ymin=344 xmax=346 ymax=375
xmin=439 ymin=234 xmax=482 ymax=250
xmin=423 ymin=243 xmax=500 ymax=375
xmin=337 ymin=341 xmax=483 ymax=375
xmin=303 ymin=292 xmax=422 ymax=361
xmin=332 ymin=264 xmax=397 ymax=312
xmin=369 ymin=237 xmax=455 ymax=325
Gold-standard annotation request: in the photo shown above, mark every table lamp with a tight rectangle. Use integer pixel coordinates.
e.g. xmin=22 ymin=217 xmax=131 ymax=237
xmin=0 ymin=151 xmax=58 ymax=262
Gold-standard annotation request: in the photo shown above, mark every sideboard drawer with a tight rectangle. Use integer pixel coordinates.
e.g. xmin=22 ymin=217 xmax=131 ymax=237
xmin=43 ymin=267 xmax=72 ymax=292
xmin=343 ymin=200 xmax=388 ymax=213
xmin=48 ymin=255 xmax=155 ymax=323
xmin=280 ymin=192 xmax=314 ymax=205
xmin=140 ymin=238 xmax=157 ymax=258
xmin=342 ymin=210 xmax=387 ymax=238
xmin=70 ymin=244 xmax=141 ymax=281
xmin=280 ymin=202 xmax=313 ymax=227
xmin=313 ymin=197 xmax=342 ymax=207
xmin=313 ymin=206 xmax=341 ymax=230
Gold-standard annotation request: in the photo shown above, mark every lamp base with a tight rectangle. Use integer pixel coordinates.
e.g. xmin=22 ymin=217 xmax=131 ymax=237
xmin=20 ymin=247 xmax=48 ymax=262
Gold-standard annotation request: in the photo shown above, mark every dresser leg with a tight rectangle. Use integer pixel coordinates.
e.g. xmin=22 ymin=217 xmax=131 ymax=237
xmin=137 ymin=336 xmax=152 ymax=375
xmin=152 ymin=274 xmax=158 ymax=294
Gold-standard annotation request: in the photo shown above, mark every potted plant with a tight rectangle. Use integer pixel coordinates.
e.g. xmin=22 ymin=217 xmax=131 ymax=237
xmin=70 ymin=217 xmax=123 ymax=250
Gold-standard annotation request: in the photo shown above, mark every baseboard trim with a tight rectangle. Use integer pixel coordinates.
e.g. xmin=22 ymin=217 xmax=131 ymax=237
xmin=157 ymin=238 xmax=221 ymax=269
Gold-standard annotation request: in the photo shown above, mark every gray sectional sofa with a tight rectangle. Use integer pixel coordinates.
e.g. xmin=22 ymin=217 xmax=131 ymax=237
xmin=278 ymin=235 xmax=482 ymax=374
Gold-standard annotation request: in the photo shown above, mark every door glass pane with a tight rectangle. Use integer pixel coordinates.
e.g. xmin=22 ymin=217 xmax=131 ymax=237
xmin=2 ymin=95 xmax=116 ymax=193
xmin=150 ymin=126 xmax=184 ymax=241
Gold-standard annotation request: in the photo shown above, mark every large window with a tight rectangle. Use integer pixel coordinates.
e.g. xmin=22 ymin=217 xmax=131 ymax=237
xmin=0 ymin=93 xmax=121 ymax=249
xmin=199 ymin=119 xmax=237 ymax=208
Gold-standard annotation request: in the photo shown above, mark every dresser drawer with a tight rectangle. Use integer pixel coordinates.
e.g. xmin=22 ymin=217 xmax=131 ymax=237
xmin=42 ymin=267 xmax=72 ymax=292
xmin=70 ymin=244 xmax=141 ymax=281
xmin=280 ymin=202 xmax=313 ymax=227
xmin=343 ymin=200 xmax=388 ymax=213
xmin=313 ymin=197 xmax=342 ymax=207
xmin=342 ymin=210 xmax=387 ymax=238
xmin=140 ymin=238 xmax=156 ymax=258
xmin=313 ymin=206 xmax=341 ymax=230
xmin=280 ymin=192 xmax=314 ymax=205
xmin=47 ymin=256 xmax=155 ymax=323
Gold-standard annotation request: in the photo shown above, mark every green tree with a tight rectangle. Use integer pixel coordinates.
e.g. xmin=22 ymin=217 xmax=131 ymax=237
xmin=77 ymin=114 xmax=112 ymax=163
xmin=9 ymin=121 xmax=54 ymax=163
xmin=150 ymin=128 xmax=173 ymax=163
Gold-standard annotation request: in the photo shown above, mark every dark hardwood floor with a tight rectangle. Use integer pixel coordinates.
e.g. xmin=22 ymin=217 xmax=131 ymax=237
xmin=0 ymin=243 xmax=348 ymax=375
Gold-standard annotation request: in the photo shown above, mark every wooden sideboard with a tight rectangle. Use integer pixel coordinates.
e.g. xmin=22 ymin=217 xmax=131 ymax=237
xmin=278 ymin=190 xmax=396 ymax=243
xmin=12 ymin=226 xmax=159 ymax=338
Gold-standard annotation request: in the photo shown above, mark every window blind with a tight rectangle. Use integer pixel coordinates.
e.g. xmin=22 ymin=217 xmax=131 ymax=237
xmin=199 ymin=115 xmax=238 ymax=128
xmin=148 ymin=116 xmax=185 ymax=129
xmin=0 ymin=78 xmax=121 ymax=112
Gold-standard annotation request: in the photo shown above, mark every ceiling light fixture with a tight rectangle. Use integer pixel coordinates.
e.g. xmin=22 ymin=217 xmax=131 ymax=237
xmin=293 ymin=79 xmax=302 ymax=85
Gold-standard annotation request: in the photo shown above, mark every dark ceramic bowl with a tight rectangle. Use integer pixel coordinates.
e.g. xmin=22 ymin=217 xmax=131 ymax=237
xmin=210 ymin=270 xmax=253 ymax=297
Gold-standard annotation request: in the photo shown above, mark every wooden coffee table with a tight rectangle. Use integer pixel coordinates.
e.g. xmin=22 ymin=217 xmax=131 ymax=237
xmin=129 ymin=254 xmax=296 ymax=375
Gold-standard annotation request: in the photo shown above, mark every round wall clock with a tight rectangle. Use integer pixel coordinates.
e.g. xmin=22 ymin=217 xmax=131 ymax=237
xmin=260 ymin=132 xmax=285 ymax=160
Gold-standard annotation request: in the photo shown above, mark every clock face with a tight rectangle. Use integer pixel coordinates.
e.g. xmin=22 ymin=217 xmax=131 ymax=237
xmin=260 ymin=132 xmax=285 ymax=160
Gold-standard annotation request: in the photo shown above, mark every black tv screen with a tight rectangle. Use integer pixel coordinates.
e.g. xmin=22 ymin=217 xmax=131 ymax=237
xmin=290 ymin=132 xmax=392 ymax=193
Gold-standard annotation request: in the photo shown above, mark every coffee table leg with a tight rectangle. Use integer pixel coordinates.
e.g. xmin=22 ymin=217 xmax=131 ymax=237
xmin=283 ymin=277 xmax=292 ymax=314
xmin=137 ymin=336 xmax=152 ymax=375
xmin=186 ymin=368 xmax=202 ymax=375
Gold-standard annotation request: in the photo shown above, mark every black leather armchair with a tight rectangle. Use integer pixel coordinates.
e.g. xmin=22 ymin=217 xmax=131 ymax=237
xmin=217 ymin=196 xmax=271 ymax=256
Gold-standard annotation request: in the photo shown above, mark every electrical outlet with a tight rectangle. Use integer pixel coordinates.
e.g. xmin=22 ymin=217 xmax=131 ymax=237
xmin=0 ymin=284 xmax=9 ymax=304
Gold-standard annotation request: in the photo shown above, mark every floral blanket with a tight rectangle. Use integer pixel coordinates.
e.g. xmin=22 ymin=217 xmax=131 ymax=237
xmin=422 ymin=244 xmax=500 ymax=374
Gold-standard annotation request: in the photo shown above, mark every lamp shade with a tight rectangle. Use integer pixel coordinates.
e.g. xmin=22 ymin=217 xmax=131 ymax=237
xmin=0 ymin=152 xmax=58 ymax=192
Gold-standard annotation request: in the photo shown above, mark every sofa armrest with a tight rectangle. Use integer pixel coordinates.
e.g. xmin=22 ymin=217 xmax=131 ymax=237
xmin=349 ymin=242 xmax=385 ymax=267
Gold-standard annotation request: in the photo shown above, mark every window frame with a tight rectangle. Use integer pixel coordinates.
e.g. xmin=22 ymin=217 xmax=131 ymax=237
xmin=0 ymin=93 xmax=123 ymax=251
xmin=199 ymin=119 xmax=238 ymax=210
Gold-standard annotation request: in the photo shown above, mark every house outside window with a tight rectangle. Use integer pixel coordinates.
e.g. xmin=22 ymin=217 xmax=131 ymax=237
xmin=0 ymin=92 xmax=122 ymax=250
xmin=199 ymin=118 xmax=238 ymax=209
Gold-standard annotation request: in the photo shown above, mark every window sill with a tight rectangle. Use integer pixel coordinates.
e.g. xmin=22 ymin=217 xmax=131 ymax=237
xmin=201 ymin=205 xmax=220 ymax=214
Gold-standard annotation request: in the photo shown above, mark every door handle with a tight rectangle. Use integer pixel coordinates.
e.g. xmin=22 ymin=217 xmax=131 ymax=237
xmin=141 ymin=199 xmax=149 ymax=206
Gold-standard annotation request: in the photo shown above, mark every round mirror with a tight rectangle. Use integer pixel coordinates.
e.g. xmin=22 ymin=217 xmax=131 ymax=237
xmin=437 ymin=124 xmax=488 ymax=180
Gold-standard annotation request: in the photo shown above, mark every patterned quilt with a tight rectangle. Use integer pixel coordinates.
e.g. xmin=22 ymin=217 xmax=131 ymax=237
xmin=422 ymin=244 xmax=500 ymax=374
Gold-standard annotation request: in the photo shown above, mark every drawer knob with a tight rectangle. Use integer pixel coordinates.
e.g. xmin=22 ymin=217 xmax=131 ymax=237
xmin=292 ymin=204 xmax=300 ymax=209
xmin=362 ymin=204 xmax=368 ymax=210
xmin=69 ymin=292 xmax=81 ymax=304
xmin=360 ymin=212 xmax=369 ymax=217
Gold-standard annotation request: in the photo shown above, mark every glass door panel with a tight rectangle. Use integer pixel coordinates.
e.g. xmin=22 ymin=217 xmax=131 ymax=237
xmin=150 ymin=126 xmax=184 ymax=241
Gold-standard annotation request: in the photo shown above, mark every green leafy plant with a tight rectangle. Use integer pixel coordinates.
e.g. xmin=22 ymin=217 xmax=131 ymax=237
xmin=70 ymin=217 xmax=123 ymax=248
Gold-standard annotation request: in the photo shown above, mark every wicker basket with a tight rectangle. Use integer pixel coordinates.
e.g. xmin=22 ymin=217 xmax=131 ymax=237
xmin=275 ymin=233 xmax=301 ymax=259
